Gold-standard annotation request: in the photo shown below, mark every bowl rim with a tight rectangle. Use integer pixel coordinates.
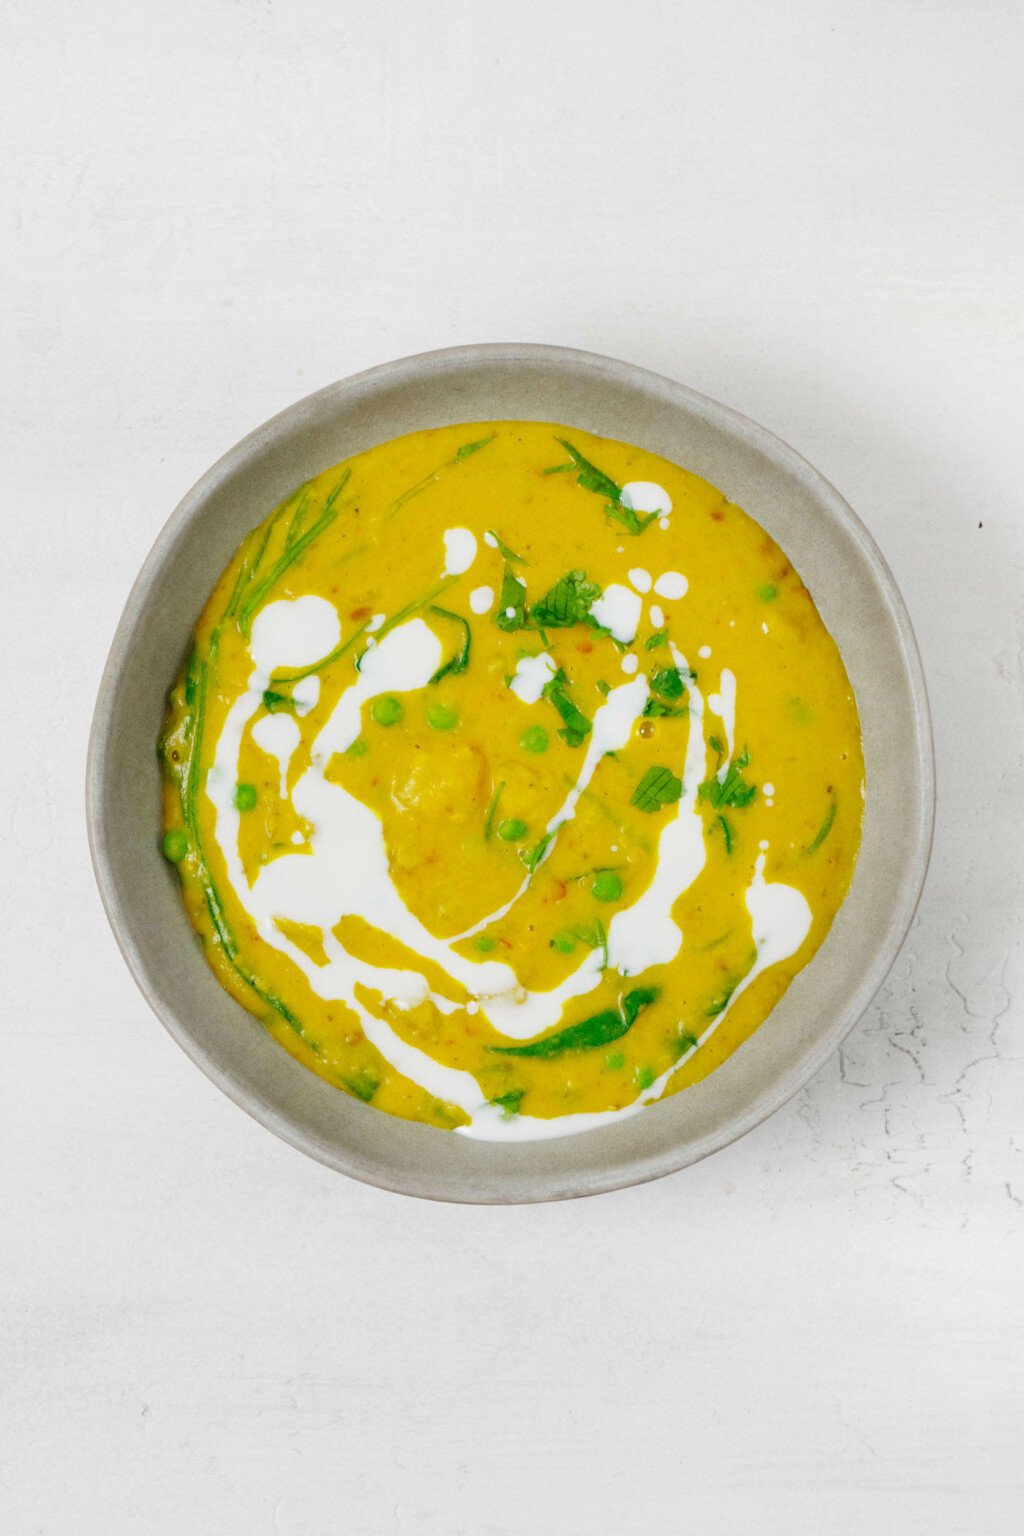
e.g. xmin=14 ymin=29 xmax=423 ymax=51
xmin=86 ymin=342 xmax=936 ymax=1201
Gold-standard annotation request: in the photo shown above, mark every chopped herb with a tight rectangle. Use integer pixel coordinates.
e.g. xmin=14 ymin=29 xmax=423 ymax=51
xmin=542 ymin=669 xmax=592 ymax=748
xmin=522 ymin=830 xmax=554 ymax=872
xmin=491 ymin=1088 xmax=525 ymax=1119
xmin=495 ymin=564 xmax=528 ymax=631
xmin=456 ymin=433 xmax=496 ymax=460
xmin=497 ymin=818 xmax=528 ymax=843
xmin=596 ymin=679 xmax=611 ymax=697
xmin=427 ymin=605 xmax=471 ymax=682
xmin=668 ymin=1030 xmax=699 ymax=1061
xmin=591 ymin=870 xmax=623 ymax=902
xmin=371 ymin=695 xmax=403 ymax=727
xmin=488 ymin=986 xmax=659 ymax=1059
xmin=543 ymin=438 xmax=622 ymax=501
xmin=699 ymin=749 xmax=757 ymax=810
xmin=529 ymin=569 xmax=602 ymax=628
xmin=646 ymin=630 xmax=669 ymax=649
xmin=551 ymin=919 xmax=608 ymax=966
xmin=631 ymin=765 xmax=683 ymax=814
xmin=805 ymin=797 xmax=837 ymax=854
xmin=608 ymin=502 xmax=660 ymax=537
xmin=238 ymin=472 xmax=350 ymax=634
xmin=717 ymin=813 xmax=733 ymax=853
xmin=162 ymin=828 xmax=189 ymax=864
xmin=484 ymin=781 xmax=505 ymax=840
xmin=486 ymin=529 xmax=527 ymax=563
xmin=262 ymin=688 xmax=296 ymax=714
xmin=343 ymin=1069 xmax=381 ymax=1103
xmin=705 ymin=985 xmax=735 ymax=1018
xmin=346 ymin=737 xmax=368 ymax=758
xmin=642 ymin=664 xmax=690 ymax=718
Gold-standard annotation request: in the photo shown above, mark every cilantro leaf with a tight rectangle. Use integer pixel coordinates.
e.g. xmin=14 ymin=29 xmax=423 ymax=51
xmin=495 ymin=565 xmax=528 ymax=631
xmin=487 ymin=986 xmax=659 ymax=1059
xmin=543 ymin=438 xmax=622 ymax=503
xmin=646 ymin=630 xmax=669 ymax=649
xmin=491 ymin=1089 xmax=525 ymax=1119
xmin=542 ymin=669 xmax=592 ymax=748
xmin=529 ymin=569 xmax=602 ymax=628
xmin=486 ymin=529 xmax=527 ymax=563
xmin=630 ymin=765 xmax=683 ymax=814
xmin=699 ymin=749 xmax=757 ymax=810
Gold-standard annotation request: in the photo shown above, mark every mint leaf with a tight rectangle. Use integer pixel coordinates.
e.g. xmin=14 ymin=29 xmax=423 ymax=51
xmin=529 ymin=569 xmax=602 ymax=628
xmin=488 ymin=986 xmax=659 ymax=1058
xmin=630 ymin=765 xmax=683 ymax=813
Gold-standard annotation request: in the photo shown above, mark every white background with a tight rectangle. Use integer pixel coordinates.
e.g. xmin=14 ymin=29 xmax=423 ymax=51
xmin=3 ymin=2 xmax=1022 ymax=1531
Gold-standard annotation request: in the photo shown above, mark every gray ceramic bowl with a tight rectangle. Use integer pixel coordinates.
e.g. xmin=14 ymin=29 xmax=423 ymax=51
xmin=87 ymin=344 xmax=934 ymax=1202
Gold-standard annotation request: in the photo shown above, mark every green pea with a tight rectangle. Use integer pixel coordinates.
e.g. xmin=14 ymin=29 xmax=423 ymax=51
xmin=427 ymin=703 xmax=459 ymax=731
xmin=605 ymin=1051 xmax=625 ymax=1071
xmin=634 ymin=1065 xmax=655 ymax=1090
xmin=372 ymin=695 xmax=403 ymax=727
xmin=757 ymin=582 xmax=778 ymax=602
xmin=474 ymin=935 xmax=496 ymax=953
xmin=497 ymin=818 xmax=528 ymax=842
xmin=161 ymin=829 xmax=189 ymax=864
xmin=521 ymin=724 xmax=549 ymax=754
xmin=591 ymin=870 xmax=623 ymax=902
xmin=234 ymin=782 xmax=258 ymax=812
xmin=347 ymin=737 xmax=369 ymax=758
xmin=551 ymin=931 xmax=577 ymax=955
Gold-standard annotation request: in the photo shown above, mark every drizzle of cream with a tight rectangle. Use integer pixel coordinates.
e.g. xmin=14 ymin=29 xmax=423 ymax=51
xmin=251 ymin=713 xmax=301 ymax=798
xmin=589 ymin=584 xmax=642 ymax=643
xmin=621 ymin=481 xmax=672 ymax=517
xmin=627 ymin=567 xmax=652 ymax=594
xmin=620 ymin=654 xmax=639 ymax=675
xmin=649 ymin=603 xmax=665 ymax=629
xmin=654 ymin=571 xmax=688 ymax=601
xmin=469 ymin=585 xmax=494 ymax=615
xmin=442 ymin=527 xmax=477 ymax=577
xmin=707 ymin=668 xmax=737 ymax=782
xmin=509 ymin=652 xmax=557 ymax=705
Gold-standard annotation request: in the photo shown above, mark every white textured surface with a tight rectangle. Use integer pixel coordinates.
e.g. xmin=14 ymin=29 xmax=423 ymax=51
xmin=2 ymin=1 xmax=1022 ymax=1531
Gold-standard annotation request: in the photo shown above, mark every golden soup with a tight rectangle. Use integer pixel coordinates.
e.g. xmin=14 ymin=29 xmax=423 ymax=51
xmin=160 ymin=423 xmax=863 ymax=1139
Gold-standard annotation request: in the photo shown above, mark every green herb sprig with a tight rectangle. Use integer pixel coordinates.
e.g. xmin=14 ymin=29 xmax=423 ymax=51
xmin=487 ymin=986 xmax=659 ymax=1059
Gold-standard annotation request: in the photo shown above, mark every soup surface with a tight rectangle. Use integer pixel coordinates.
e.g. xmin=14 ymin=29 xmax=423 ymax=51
xmin=160 ymin=423 xmax=863 ymax=1139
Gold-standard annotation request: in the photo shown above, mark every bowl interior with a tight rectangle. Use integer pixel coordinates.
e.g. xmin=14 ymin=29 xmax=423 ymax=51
xmin=87 ymin=344 xmax=933 ymax=1202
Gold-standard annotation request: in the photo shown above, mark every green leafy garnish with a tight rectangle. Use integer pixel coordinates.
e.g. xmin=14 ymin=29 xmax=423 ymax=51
xmin=705 ymin=985 xmax=736 ymax=1018
xmin=668 ymin=1029 xmax=699 ymax=1061
xmin=529 ymin=569 xmax=602 ymax=628
xmin=608 ymin=502 xmax=660 ymax=537
xmin=491 ymin=1089 xmax=525 ymax=1119
xmin=262 ymin=688 xmax=296 ymax=714
xmin=805 ymin=797 xmax=837 ymax=854
xmin=427 ymin=605 xmax=471 ymax=683
xmin=716 ymin=813 xmax=733 ymax=854
xmin=542 ymin=669 xmax=592 ymax=748
xmin=495 ymin=564 xmax=528 ymax=631
xmin=456 ymin=433 xmax=496 ymax=461
xmin=642 ymin=665 xmax=690 ymax=719
xmin=543 ymin=438 xmax=622 ymax=502
xmin=699 ymin=749 xmax=757 ymax=810
xmin=646 ymin=630 xmax=669 ymax=649
xmin=343 ymin=1069 xmax=381 ymax=1103
xmin=238 ymin=471 xmax=350 ymax=634
xmin=488 ymin=986 xmax=659 ymax=1059
xmin=486 ymin=529 xmax=527 ymax=563
xmin=630 ymin=765 xmax=683 ymax=814
xmin=484 ymin=781 xmax=505 ymax=840
xmin=522 ymin=830 xmax=554 ymax=873
xmin=550 ymin=918 xmax=609 ymax=967
xmin=595 ymin=679 xmax=611 ymax=697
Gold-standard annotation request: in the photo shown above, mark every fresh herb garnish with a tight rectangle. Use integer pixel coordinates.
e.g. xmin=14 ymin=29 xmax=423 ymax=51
xmin=699 ymin=748 xmax=757 ymax=810
xmin=238 ymin=471 xmax=350 ymax=635
xmin=646 ymin=630 xmax=669 ymax=649
xmin=343 ymin=1069 xmax=381 ymax=1103
xmin=642 ymin=665 xmax=690 ymax=718
xmin=542 ymin=669 xmax=592 ymax=747
xmin=521 ymin=830 xmax=554 ymax=873
xmin=427 ymin=605 xmax=471 ymax=682
xmin=484 ymin=781 xmax=505 ymax=840
xmin=491 ymin=1089 xmax=525 ymax=1119
xmin=529 ymin=569 xmax=602 ymax=628
xmin=805 ymin=797 xmax=837 ymax=854
xmin=716 ymin=813 xmax=733 ymax=854
xmin=630 ymin=764 xmax=683 ymax=814
xmin=542 ymin=437 xmax=659 ymax=536
xmin=550 ymin=919 xmax=608 ymax=967
xmin=456 ymin=433 xmax=496 ymax=461
xmin=262 ymin=688 xmax=296 ymax=714
xmin=495 ymin=564 xmax=528 ymax=631
xmin=487 ymin=986 xmax=659 ymax=1059
xmin=486 ymin=529 xmax=527 ymax=564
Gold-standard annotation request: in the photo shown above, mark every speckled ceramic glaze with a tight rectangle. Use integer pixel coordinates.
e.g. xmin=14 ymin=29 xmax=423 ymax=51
xmin=86 ymin=345 xmax=934 ymax=1202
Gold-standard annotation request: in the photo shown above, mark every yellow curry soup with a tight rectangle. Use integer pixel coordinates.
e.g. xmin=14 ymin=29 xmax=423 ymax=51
xmin=160 ymin=423 xmax=864 ymax=1138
